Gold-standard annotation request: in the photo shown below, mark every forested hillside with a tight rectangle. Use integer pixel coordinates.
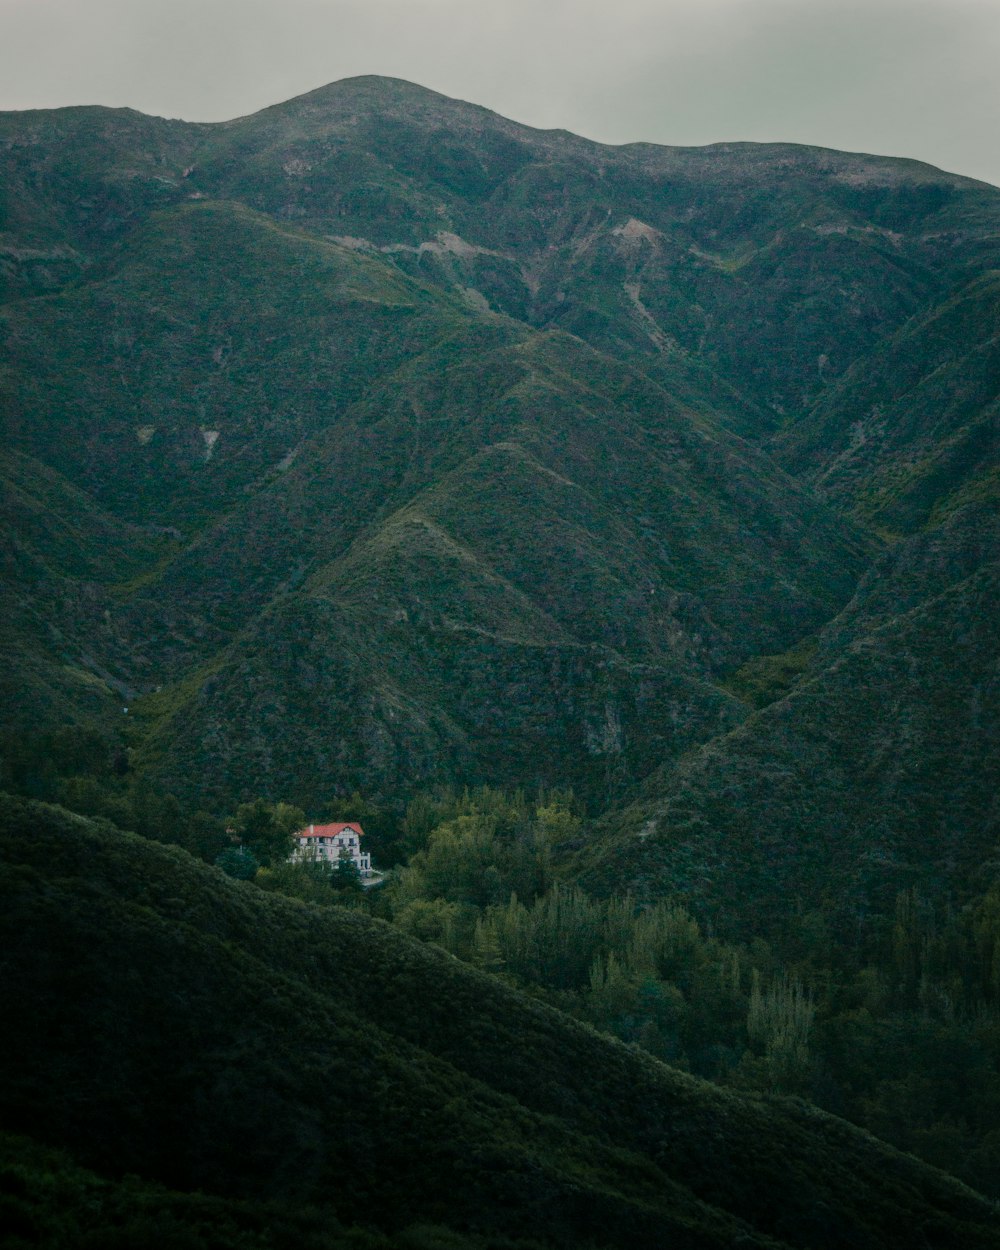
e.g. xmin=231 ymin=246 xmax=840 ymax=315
xmin=3 ymin=76 xmax=999 ymax=1244
xmin=4 ymin=77 xmax=997 ymax=820
xmin=3 ymin=796 xmax=999 ymax=1249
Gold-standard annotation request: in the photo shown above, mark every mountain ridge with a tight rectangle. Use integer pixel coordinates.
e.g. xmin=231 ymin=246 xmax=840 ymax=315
xmin=3 ymin=78 xmax=1000 ymax=1243
xmin=2 ymin=73 xmax=998 ymax=892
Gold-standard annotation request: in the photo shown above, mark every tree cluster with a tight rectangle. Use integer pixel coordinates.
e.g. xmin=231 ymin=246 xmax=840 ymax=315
xmin=378 ymin=788 xmax=1000 ymax=1198
xmin=7 ymin=735 xmax=1000 ymax=1200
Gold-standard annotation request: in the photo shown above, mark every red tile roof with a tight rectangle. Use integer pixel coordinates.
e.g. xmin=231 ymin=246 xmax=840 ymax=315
xmin=296 ymin=822 xmax=364 ymax=839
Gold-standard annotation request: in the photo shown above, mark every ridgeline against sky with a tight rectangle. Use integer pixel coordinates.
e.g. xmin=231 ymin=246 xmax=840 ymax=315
xmin=1 ymin=0 xmax=998 ymax=187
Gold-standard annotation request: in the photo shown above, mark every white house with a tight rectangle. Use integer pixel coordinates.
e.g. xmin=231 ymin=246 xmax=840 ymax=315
xmin=290 ymin=821 xmax=372 ymax=876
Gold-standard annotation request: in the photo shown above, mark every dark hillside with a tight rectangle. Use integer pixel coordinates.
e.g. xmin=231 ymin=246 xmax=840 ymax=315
xmin=578 ymin=498 xmax=1000 ymax=930
xmin=1 ymin=795 xmax=997 ymax=1249
xmin=2 ymin=194 xmax=871 ymax=808
xmin=776 ymin=271 xmax=1000 ymax=534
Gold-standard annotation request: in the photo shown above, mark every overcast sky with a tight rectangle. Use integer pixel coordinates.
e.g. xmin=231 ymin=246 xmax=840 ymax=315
xmin=2 ymin=0 xmax=998 ymax=186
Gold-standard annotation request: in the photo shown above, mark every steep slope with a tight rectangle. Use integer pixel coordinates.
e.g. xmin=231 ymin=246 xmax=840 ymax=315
xmin=2 ymin=794 xmax=997 ymax=1249
xmin=121 ymin=321 xmax=866 ymax=808
xmin=6 ymin=77 xmax=1000 ymax=428
xmin=0 ymin=448 xmax=169 ymax=729
xmin=776 ymin=271 xmax=1000 ymax=534
xmin=1 ymin=198 xmax=470 ymax=527
xmin=577 ymin=495 xmax=1000 ymax=932
xmin=2 ymin=195 xmax=871 ymax=809
xmin=575 ymin=255 xmax=1000 ymax=926
xmin=123 ymin=332 xmax=865 ymax=805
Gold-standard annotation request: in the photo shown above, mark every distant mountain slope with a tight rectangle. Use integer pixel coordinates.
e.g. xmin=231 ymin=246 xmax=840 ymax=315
xmin=2 ymin=198 xmax=469 ymax=527
xmin=2 ymin=795 xmax=997 ymax=1249
xmin=5 ymin=76 xmax=1000 ymax=426
xmin=0 ymin=104 xmax=201 ymax=301
xmin=2 ymin=74 xmax=998 ymax=851
xmin=777 ymin=271 xmax=1000 ymax=534
xmin=2 ymin=193 xmax=871 ymax=808
xmin=577 ymin=497 xmax=1000 ymax=931
xmin=125 ymin=313 xmax=868 ymax=807
xmin=0 ymin=448 xmax=168 ymax=728
xmin=183 ymin=77 xmax=1000 ymax=423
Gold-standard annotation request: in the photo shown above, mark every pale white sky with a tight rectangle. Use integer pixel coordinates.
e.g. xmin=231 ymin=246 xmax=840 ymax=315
xmin=2 ymin=0 xmax=998 ymax=185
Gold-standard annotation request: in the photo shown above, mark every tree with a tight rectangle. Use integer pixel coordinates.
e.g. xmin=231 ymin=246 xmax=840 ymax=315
xmin=230 ymin=799 xmax=305 ymax=867
xmin=396 ymin=898 xmax=460 ymax=947
xmin=215 ymin=846 xmax=259 ymax=880
xmin=332 ymin=851 xmax=363 ymax=893
xmin=257 ymin=860 xmax=342 ymax=905
xmin=745 ymin=970 xmax=816 ymax=1092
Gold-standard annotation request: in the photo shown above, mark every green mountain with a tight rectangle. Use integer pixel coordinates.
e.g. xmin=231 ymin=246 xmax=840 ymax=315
xmin=2 ymin=74 xmax=998 ymax=920
xmin=2 ymin=795 xmax=998 ymax=1249
xmin=7 ymin=77 xmax=999 ymax=412
xmin=577 ymin=503 xmax=1000 ymax=932
xmin=4 ymin=74 xmax=1000 ymax=1245
xmin=776 ymin=271 xmax=1000 ymax=535
xmin=1 ymin=137 xmax=877 ymax=808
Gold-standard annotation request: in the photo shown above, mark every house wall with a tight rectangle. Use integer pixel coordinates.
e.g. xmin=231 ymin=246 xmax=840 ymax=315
xmin=290 ymin=832 xmax=372 ymax=875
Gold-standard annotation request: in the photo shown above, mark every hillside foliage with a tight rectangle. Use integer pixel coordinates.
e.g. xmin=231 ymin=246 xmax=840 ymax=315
xmin=2 ymin=795 xmax=999 ymax=1249
xmin=3 ymin=77 xmax=1000 ymax=1245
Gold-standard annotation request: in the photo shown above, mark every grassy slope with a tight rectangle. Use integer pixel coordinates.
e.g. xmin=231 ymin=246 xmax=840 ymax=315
xmin=776 ymin=271 xmax=1000 ymax=534
xmin=1 ymin=794 xmax=997 ymax=1249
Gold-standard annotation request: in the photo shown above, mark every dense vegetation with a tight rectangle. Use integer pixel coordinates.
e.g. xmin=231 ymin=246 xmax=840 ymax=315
xmin=381 ymin=787 xmax=1000 ymax=1199
xmin=3 ymin=76 xmax=1000 ymax=1243
xmin=6 ymin=732 xmax=1000 ymax=1206
xmin=2 ymin=794 xmax=998 ymax=1249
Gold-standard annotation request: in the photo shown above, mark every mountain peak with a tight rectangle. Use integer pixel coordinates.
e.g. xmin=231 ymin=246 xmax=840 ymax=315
xmin=239 ymin=73 xmax=495 ymax=128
